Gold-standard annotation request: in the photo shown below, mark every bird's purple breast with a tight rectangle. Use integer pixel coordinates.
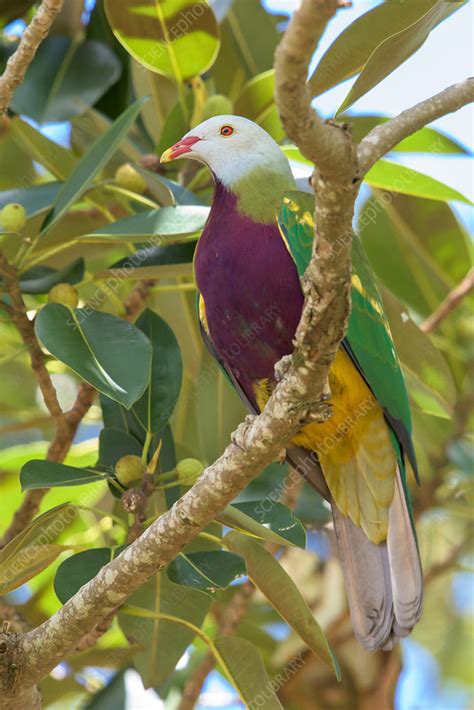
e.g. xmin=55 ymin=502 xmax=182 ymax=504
xmin=194 ymin=181 xmax=304 ymax=405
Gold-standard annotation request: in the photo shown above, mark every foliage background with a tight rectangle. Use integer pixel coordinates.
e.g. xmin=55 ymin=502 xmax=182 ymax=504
xmin=0 ymin=0 xmax=472 ymax=708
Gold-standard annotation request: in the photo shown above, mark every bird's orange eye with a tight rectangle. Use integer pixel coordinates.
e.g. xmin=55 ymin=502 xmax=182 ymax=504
xmin=220 ymin=125 xmax=234 ymax=137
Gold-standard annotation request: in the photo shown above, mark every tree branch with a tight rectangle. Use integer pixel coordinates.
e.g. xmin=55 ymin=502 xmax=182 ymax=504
xmin=358 ymin=78 xmax=474 ymax=174
xmin=421 ymin=268 xmax=474 ymax=334
xmin=0 ymin=255 xmax=95 ymax=547
xmin=274 ymin=0 xmax=357 ymax=183
xmin=0 ymin=0 xmax=65 ymax=115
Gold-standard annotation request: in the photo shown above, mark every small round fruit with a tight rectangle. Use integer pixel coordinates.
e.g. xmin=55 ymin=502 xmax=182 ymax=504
xmin=202 ymin=95 xmax=234 ymax=122
xmin=115 ymin=163 xmax=147 ymax=194
xmin=0 ymin=203 xmax=26 ymax=232
xmin=176 ymin=458 xmax=205 ymax=485
xmin=115 ymin=455 xmax=145 ymax=487
xmin=48 ymin=283 xmax=79 ymax=308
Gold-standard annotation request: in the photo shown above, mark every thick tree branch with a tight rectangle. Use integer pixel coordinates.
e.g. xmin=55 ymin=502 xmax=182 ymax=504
xmin=274 ymin=0 xmax=357 ymax=183
xmin=0 ymin=0 xmax=65 ymax=115
xmin=421 ymin=268 xmax=474 ymax=334
xmin=358 ymin=78 xmax=474 ymax=174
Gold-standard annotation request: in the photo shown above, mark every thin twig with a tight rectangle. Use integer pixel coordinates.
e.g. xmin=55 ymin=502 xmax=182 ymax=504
xmin=0 ymin=0 xmax=65 ymax=115
xmin=421 ymin=268 xmax=474 ymax=334
xmin=358 ymin=78 xmax=474 ymax=174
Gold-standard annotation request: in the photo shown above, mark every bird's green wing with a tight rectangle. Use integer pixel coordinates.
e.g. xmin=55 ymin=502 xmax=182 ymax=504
xmin=278 ymin=190 xmax=417 ymax=478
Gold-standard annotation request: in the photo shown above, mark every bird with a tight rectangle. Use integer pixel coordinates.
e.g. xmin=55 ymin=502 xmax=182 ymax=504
xmin=160 ymin=115 xmax=423 ymax=651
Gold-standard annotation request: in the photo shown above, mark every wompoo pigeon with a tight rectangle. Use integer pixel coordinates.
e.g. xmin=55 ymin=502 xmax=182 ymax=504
xmin=161 ymin=116 xmax=423 ymax=651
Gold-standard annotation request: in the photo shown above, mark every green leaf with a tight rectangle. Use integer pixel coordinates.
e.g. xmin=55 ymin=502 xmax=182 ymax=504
xmin=110 ymin=242 xmax=196 ymax=271
xmin=105 ymin=0 xmax=220 ymax=82
xmin=156 ymin=91 xmax=194 ymax=156
xmin=54 ymin=547 xmax=120 ymax=604
xmin=118 ymin=574 xmax=211 ymax=687
xmin=342 ymin=114 xmax=470 ymax=155
xmin=0 ymin=182 xmax=62 ymax=219
xmin=217 ymin=502 xmax=306 ymax=549
xmin=358 ymin=192 xmax=470 ymax=316
xmin=213 ymin=0 xmax=280 ymax=93
xmin=214 ymin=636 xmax=284 ymax=709
xmin=336 ymin=1 xmax=464 ymax=114
xmin=132 ymin=309 xmax=182 ymax=434
xmin=10 ymin=36 xmax=122 ymax=124
xmin=40 ymin=97 xmax=148 ymax=237
xmin=309 ymin=0 xmax=462 ymax=99
xmin=364 ymin=160 xmax=472 ymax=204
xmin=98 ymin=428 xmax=143 ymax=468
xmin=0 ymin=503 xmax=76 ymax=594
xmin=134 ymin=165 xmax=204 ymax=206
xmin=167 ymin=550 xmax=245 ymax=592
xmin=35 ymin=304 xmax=152 ymax=408
xmin=10 ymin=117 xmax=77 ymax=179
xmin=234 ymin=69 xmax=284 ymax=143
xmin=382 ymin=288 xmax=456 ymax=418
xmin=235 ymin=501 xmax=306 ymax=548
xmin=20 ymin=460 xmax=107 ymax=490
xmin=226 ymin=532 xmax=340 ymax=679
xmin=82 ymin=205 xmax=209 ymax=243
xmin=18 ymin=257 xmax=84 ymax=295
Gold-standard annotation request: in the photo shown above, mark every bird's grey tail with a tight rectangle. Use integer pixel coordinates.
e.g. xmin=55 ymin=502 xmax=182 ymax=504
xmin=331 ymin=463 xmax=423 ymax=651
xmin=287 ymin=448 xmax=423 ymax=651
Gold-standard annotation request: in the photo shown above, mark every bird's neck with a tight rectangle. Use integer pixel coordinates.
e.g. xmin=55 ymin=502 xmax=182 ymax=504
xmin=216 ymin=164 xmax=296 ymax=224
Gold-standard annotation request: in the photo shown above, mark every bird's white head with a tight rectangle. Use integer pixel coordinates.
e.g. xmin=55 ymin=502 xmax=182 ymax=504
xmin=160 ymin=115 xmax=295 ymax=222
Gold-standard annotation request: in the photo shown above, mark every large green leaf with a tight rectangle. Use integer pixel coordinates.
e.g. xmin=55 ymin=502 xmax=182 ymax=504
xmin=234 ymin=69 xmax=284 ymax=143
xmin=226 ymin=532 xmax=340 ymax=679
xmin=132 ymin=309 xmax=182 ymax=434
xmin=20 ymin=461 xmax=107 ymax=490
xmin=105 ymin=0 xmax=220 ymax=82
xmin=364 ymin=160 xmax=472 ymax=204
xmin=35 ymin=304 xmax=152 ymax=408
xmin=309 ymin=0 xmax=462 ymax=99
xmin=337 ymin=1 xmax=464 ymax=114
xmin=10 ymin=36 xmax=122 ymax=124
xmin=383 ymin=288 xmax=456 ymax=418
xmin=82 ymin=206 xmax=209 ymax=243
xmin=0 ymin=503 xmax=76 ymax=594
xmin=54 ymin=547 xmax=121 ymax=603
xmin=40 ymin=97 xmax=148 ymax=237
xmin=18 ymin=257 xmax=84 ymax=294
xmin=168 ymin=550 xmax=245 ymax=592
xmin=343 ymin=114 xmax=470 ymax=155
xmin=358 ymin=192 xmax=471 ymax=316
xmin=118 ymin=574 xmax=211 ymax=687
xmin=214 ymin=636 xmax=284 ymax=709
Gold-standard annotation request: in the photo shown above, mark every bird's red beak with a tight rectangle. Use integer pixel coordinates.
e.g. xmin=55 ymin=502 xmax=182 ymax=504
xmin=160 ymin=135 xmax=201 ymax=163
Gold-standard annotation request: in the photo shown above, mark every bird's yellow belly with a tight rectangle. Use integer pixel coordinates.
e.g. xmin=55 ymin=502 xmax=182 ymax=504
xmin=253 ymin=348 xmax=396 ymax=543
